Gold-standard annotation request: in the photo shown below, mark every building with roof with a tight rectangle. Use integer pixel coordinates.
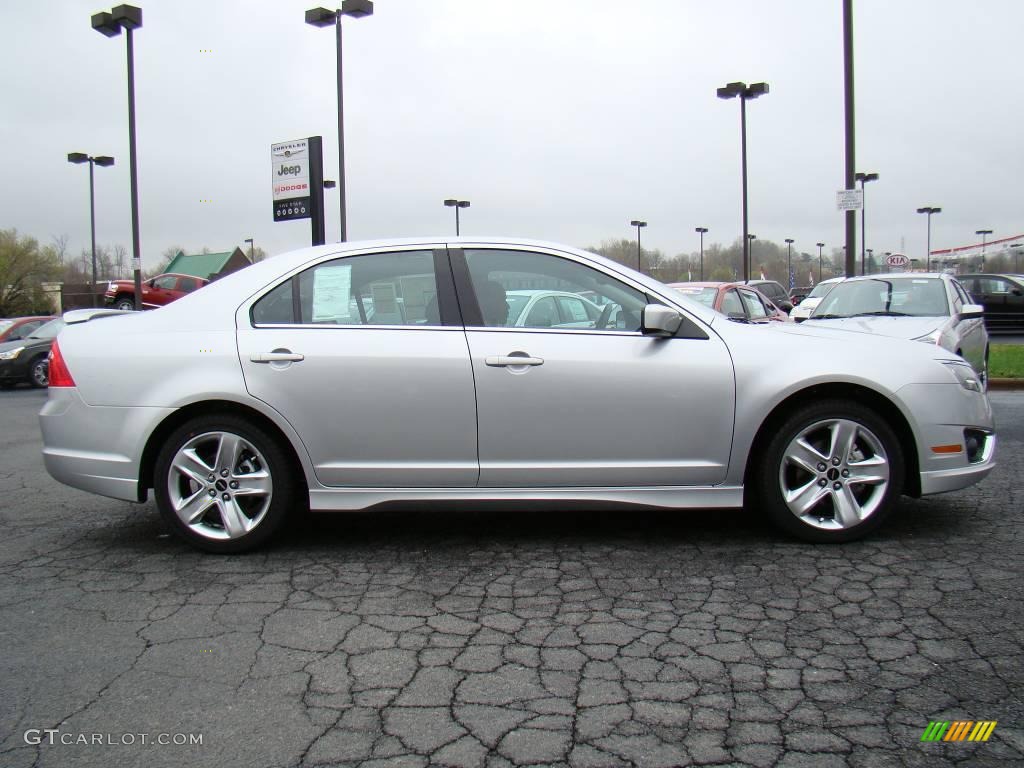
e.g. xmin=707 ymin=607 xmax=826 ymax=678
xmin=164 ymin=248 xmax=251 ymax=281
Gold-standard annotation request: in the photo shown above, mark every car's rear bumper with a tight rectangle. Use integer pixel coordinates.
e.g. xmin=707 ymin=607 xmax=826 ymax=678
xmin=39 ymin=387 xmax=173 ymax=502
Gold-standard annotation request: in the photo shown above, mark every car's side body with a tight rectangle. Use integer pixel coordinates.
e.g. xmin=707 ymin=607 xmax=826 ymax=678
xmin=40 ymin=239 xmax=996 ymax=550
xmin=104 ymin=273 xmax=209 ymax=310
xmin=958 ymin=273 xmax=1024 ymax=331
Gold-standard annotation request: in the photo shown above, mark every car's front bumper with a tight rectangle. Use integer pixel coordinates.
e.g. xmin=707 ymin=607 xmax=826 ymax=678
xmin=39 ymin=387 xmax=173 ymax=501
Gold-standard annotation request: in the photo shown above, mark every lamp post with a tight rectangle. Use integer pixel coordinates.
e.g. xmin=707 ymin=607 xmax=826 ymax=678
xmin=244 ymin=237 xmax=254 ymax=263
xmin=695 ymin=227 xmax=708 ymax=280
xmin=630 ymin=220 xmax=647 ymax=272
xmin=975 ymin=229 xmax=993 ymax=270
xmin=817 ymin=242 xmax=825 ymax=282
xmin=717 ymin=81 xmax=768 ymax=282
xmin=855 ymin=171 xmax=878 ymax=275
xmin=785 ymin=238 xmax=794 ymax=288
xmin=1011 ymin=243 xmax=1022 ymax=272
xmin=92 ymin=4 xmax=143 ymax=310
xmin=305 ymin=0 xmax=374 ymax=243
xmin=916 ymin=206 xmax=941 ymax=270
xmin=747 ymin=234 xmax=757 ymax=279
xmin=444 ymin=199 xmax=470 ymax=236
xmin=67 ymin=152 xmax=115 ymax=307
xmin=866 ymin=248 xmax=873 ymax=274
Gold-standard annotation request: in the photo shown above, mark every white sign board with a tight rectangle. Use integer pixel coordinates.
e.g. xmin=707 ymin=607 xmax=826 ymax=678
xmin=886 ymin=253 xmax=909 ymax=268
xmin=271 ymin=138 xmax=311 ymax=221
xmin=836 ymin=189 xmax=863 ymax=211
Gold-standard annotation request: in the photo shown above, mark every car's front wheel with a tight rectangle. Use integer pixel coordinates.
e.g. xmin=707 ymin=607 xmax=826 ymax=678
xmin=154 ymin=416 xmax=296 ymax=553
xmin=28 ymin=355 xmax=49 ymax=388
xmin=114 ymin=296 xmax=135 ymax=311
xmin=753 ymin=400 xmax=904 ymax=543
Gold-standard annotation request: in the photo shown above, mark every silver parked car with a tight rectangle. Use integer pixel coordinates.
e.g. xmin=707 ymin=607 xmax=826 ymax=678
xmin=40 ymin=239 xmax=996 ymax=553
xmin=803 ymin=273 xmax=989 ymax=385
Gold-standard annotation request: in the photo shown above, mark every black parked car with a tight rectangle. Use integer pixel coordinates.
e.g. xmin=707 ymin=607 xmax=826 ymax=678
xmin=746 ymin=279 xmax=793 ymax=312
xmin=0 ymin=318 xmax=64 ymax=389
xmin=958 ymin=274 xmax=1024 ymax=331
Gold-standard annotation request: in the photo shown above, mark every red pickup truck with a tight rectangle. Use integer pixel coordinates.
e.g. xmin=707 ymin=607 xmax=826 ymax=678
xmin=104 ymin=273 xmax=209 ymax=310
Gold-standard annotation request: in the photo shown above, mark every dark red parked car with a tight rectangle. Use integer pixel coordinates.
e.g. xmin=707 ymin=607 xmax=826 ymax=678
xmin=668 ymin=281 xmax=789 ymax=324
xmin=104 ymin=273 xmax=209 ymax=310
xmin=0 ymin=316 xmax=55 ymax=343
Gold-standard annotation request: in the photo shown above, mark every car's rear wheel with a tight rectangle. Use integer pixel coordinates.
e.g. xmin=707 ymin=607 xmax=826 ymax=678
xmin=154 ymin=416 xmax=296 ymax=553
xmin=753 ymin=400 xmax=904 ymax=543
xmin=28 ymin=355 xmax=49 ymax=388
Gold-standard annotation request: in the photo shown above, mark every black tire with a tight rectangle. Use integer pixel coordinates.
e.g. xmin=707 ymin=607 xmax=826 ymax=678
xmin=153 ymin=415 xmax=298 ymax=553
xmin=28 ymin=355 xmax=49 ymax=388
xmin=0 ymin=382 xmax=15 ymax=390
xmin=752 ymin=399 xmax=904 ymax=543
xmin=115 ymin=296 xmax=135 ymax=311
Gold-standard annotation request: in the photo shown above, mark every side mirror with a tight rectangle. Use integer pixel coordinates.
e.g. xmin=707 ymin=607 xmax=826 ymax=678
xmin=779 ymin=300 xmax=794 ymax=313
xmin=960 ymin=304 xmax=984 ymax=320
xmin=641 ymin=304 xmax=683 ymax=336
xmin=1012 ymin=288 xmax=1023 ymax=297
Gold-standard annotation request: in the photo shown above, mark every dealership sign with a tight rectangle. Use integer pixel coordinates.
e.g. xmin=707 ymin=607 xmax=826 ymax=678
xmin=271 ymin=139 xmax=311 ymax=221
xmin=886 ymin=253 xmax=909 ymax=268
xmin=836 ymin=189 xmax=863 ymax=211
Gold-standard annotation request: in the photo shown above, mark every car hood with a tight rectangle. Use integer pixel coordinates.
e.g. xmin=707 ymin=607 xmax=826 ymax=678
xmin=800 ymin=315 xmax=944 ymax=340
xmin=0 ymin=336 xmax=52 ymax=354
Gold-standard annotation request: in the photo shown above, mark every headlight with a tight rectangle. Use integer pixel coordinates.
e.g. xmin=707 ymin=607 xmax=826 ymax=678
xmin=0 ymin=346 xmax=24 ymax=360
xmin=942 ymin=360 xmax=981 ymax=392
xmin=914 ymin=328 xmax=942 ymax=345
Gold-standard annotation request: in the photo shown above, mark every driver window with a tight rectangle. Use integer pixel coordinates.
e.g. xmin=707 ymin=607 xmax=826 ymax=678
xmin=463 ymin=249 xmax=647 ymax=332
xmin=740 ymin=290 xmax=770 ymax=319
xmin=720 ymin=289 xmax=744 ymax=317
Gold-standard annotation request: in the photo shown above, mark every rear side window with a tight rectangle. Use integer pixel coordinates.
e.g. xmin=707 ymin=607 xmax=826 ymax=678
xmin=179 ymin=277 xmax=200 ymax=293
xmin=251 ymin=250 xmax=439 ymax=326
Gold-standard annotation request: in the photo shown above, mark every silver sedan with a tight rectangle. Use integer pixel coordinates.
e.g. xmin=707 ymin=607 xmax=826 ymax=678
xmin=40 ymin=239 xmax=996 ymax=552
xmin=803 ymin=273 xmax=989 ymax=385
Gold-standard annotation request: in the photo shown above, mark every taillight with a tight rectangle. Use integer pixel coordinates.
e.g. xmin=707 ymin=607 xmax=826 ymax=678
xmin=47 ymin=340 xmax=76 ymax=388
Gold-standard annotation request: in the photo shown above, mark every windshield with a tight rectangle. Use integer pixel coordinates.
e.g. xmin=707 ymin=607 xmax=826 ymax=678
xmin=806 ymin=281 xmax=839 ymax=300
xmin=0 ymin=320 xmax=12 ymax=333
xmin=670 ymin=286 xmax=718 ymax=308
xmin=812 ymin=278 xmax=949 ymax=319
xmin=28 ymin=319 xmax=66 ymax=339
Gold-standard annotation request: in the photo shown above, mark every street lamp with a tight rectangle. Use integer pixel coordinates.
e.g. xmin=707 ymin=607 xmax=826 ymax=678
xmin=866 ymin=248 xmax=873 ymax=274
xmin=695 ymin=227 xmax=708 ymax=280
xmin=92 ymin=4 xmax=143 ymax=310
xmin=305 ymin=0 xmax=374 ymax=242
xmin=855 ymin=171 xmax=879 ymax=275
xmin=816 ymin=242 xmax=825 ymax=282
xmin=747 ymin=234 xmax=756 ymax=279
xmin=68 ymin=152 xmax=115 ymax=307
xmin=717 ymin=81 xmax=768 ymax=282
xmin=1011 ymin=243 xmax=1023 ymax=272
xmin=785 ymin=238 xmax=794 ymax=288
xmin=916 ymin=207 xmax=942 ymax=270
xmin=975 ymin=229 xmax=993 ymax=270
xmin=244 ymin=237 xmax=254 ymax=263
xmin=444 ymin=199 xmax=470 ymax=236
xmin=630 ymin=220 xmax=647 ymax=272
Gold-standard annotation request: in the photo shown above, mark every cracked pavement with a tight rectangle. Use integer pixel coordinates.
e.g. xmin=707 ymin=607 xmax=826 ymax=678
xmin=0 ymin=388 xmax=1021 ymax=768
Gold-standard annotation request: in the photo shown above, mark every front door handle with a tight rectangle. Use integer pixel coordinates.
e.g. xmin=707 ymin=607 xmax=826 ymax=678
xmin=485 ymin=355 xmax=544 ymax=367
xmin=250 ymin=352 xmax=305 ymax=363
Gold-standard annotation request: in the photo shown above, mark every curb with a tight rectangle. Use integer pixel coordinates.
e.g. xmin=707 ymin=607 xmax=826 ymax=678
xmin=988 ymin=378 xmax=1024 ymax=390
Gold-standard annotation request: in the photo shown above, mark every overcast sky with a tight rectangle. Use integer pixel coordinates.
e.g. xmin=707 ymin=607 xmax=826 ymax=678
xmin=4 ymin=0 xmax=1023 ymax=269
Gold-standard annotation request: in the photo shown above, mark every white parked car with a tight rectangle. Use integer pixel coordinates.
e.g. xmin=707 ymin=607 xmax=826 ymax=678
xmin=804 ymin=273 xmax=989 ymax=385
xmin=39 ymin=239 xmax=996 ymax=552
xmin=790 ymin=277 xmax=845 ymax=322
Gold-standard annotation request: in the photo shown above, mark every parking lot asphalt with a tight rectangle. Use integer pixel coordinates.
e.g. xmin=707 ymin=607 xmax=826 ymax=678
xmin=0 ymin=388 xmax=1021 ymax=768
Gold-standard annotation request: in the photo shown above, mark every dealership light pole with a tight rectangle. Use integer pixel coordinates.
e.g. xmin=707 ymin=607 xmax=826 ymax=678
xmin=785 ymin=238 xmax=794 ymax=288
xmin=855 ymin=171 xmax=878 ymax=275
xmin=917 ymin=206 xmax=941 ymax=270
xmin=444 ymin=199 xmax=470 ymax=235
xmin=1011 ymin=243 xmax=1022 ymax=272
xmin=68 ymin=153 xmax=115 ymax=307
xmin=630 ymin=220 xmax=647 ymax=272
xmin=975 ymin=229 xmax=993 ymax=270
xmin=695 ymin=227 xmax=708 ymax=280
xmin=817 ymin=242 xmax=825 ymax=282
xmin=866 ymin=248 xmax=873 ymax=274
xmin=92 ymin=5 xmax=143 ymax=310
xmin=244 ymin=237 xmax=254 ymax=263
xmin=305 ymin=0 xmax=374 ymax=242
xmin=717 ymin=81 xmax=768 ymax=282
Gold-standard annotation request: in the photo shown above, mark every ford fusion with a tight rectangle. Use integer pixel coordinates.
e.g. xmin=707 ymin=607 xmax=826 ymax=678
xmin=40 ymin=239 xmax=996 ymax=553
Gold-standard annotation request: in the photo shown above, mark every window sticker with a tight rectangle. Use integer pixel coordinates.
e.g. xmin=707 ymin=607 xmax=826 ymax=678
xmin=312 ymin=264 xmax=353 ymax=323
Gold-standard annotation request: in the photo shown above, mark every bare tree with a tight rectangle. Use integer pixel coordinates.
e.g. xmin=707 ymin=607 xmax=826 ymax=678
xmin=0 ymin=229 xmax=62 ymax=315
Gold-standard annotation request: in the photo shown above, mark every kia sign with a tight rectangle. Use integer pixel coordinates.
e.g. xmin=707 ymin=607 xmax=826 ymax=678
xmin=886 ymin=253 xmax=909 ymax=268
xmin=271 ymin=139 xmax=311 ymax=221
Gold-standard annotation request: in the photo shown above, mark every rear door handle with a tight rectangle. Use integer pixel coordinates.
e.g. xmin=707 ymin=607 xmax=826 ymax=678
xmin=250 ymin=352 xmax=305 ymax=363
xmin=485 ymin=355 xmax=544 ymax=367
